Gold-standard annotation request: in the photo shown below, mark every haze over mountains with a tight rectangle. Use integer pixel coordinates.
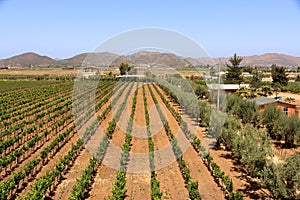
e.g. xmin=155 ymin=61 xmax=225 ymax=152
xmin=1 ymin=51 xmax=300 ymax=68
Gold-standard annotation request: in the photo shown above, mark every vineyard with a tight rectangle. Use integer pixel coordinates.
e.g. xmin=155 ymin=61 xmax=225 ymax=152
xmin=0 ymin=76 xmax=299 ymax=200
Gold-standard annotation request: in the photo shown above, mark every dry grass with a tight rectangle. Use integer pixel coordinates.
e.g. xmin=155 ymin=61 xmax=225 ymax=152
xmin=0 ymin=69 xmax=78 ymax=76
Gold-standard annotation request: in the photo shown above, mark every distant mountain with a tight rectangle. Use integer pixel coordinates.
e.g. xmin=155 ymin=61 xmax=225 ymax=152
xmin=0 ymin=52 xmax=56 ymax=67
xmin=212 ymin=53 xmax=300 ymax=67
xmin=57 ymin=52 xmax=119 ymax=67
xmin=239 ymin=53 xmax=300 ymax=66
xmin=0 ymin=52 xmax=300 ymax=68
xmin=0 ymin=52 xmax=119 ymax=68
xmin=111 ymin=51 xmax=190 ymax=67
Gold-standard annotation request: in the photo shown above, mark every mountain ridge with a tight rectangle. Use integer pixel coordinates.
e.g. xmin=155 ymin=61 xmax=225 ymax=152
xmin=1 ymin=52 xmax=300 ymax=68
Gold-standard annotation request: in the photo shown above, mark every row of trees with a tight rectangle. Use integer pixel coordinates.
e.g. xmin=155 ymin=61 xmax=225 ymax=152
xmin=154 ymin=84 xmax=246 ymax=199
xmin=262 ymin=105 xmax=300 ymax=147
xmin=218 ymin=94 xmax=300 ymax=199
xmin=225 ymin=94 xmax=300 ymax=147
xmin=262 ymin=153 xmax=300 ymax=199
xmin=225 ymin=53 xmax=289 ymax=87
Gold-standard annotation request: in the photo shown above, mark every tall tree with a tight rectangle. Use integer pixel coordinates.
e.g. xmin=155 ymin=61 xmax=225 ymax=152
xmin=280 ymin=153 xmax=300 ymax=199
xmin=271 ymin=64 xmax=289 ymax=85
xmin=282 ymin=116 xmax=300 ymax=147
xmin=119 ymin=63 xmax=133 ymax=75
xmin=251 ymin=67 xmax=263 ymax=88
xmin=262 ymin=104 xmax=285 ymax=139
xmin=225 ymin=53 xmax=243 ymax=84
xmin=295 ymin=74 xmax=300 ymax=82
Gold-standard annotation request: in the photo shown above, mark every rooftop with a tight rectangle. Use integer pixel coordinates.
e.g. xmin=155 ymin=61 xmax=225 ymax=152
xmin=116 ymin=75 xmax=145 ymax=78
xmin=251 ymin=97 xmax=278 ymax=106
xmin=207 ymin=84 xmax=249 ymax=90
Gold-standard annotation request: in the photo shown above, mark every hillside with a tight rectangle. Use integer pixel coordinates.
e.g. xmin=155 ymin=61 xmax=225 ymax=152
xmin=1 ymin=52 xmax=300 ymax=68
xmin=0 ymin=52 xmax=56 ymax=67
xmin=111 ymin=51 xmax=190 ymax=67
xmin=212 ymin=53 xmax=300 ymax=67
xmin=57 ymin=52 xmax=119 ymax=67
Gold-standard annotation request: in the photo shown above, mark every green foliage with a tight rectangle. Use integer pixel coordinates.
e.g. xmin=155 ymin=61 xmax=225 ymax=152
xmin=209 ymin=109 xmax=225 ymax=141
xmin=110 ymin=84 xmax=138 ymax=199
xmin=19 ymin=139 xmax=82 ymax=200
xmin=262 ymin=104 xmax=285 ymax=139
xmin=225 ymin=53 xmax=243 ymax=84
xmin=295 ymin=74 xmax=300 ymax=82
xmin=226 ymin=94 xmax=243 ymax=114
xmin=148 ymin=84 xmax=201 ymax=199
xmin=237 ymin=125 xmax=271 ymax=177
xmin=119 ymin=63 xmax=133 ymax=75
xmin=262 ymin=104 xmax=300 ymax=146
xmin=198 ymin=101 xmax=211 ymax=127
xmin=155 ymin=77 xmax=200 ymax=118
xmin=187 ymin=181 xmax=201 ymax=200
xmin=195 ymin=84 xmax=209 ymax=99
xmin=110 ymin=172 xmax=127 ymax=200
xmin=271 ymin=64 xmax=289 ymax=86
xmin=260 ymin=86 xmax=273 ymax=97
xmin=238 ymin=100 xmax=258 ymax=124
xmin=281 ymin=82 xmax=300 ymax=94
xmin=203 ymin=154 xmax=239 ymax=197
xmin=280 ymin=153 xmax=300 ymax=198
xmin=96 ymin=83 xmax=134 ymax=160
xmin=219 ymin=116 xmax=242 ymax=150
xmin=150 ymin=176 xmax=163 ymax=200
xmin=261 ymin=162 xmax=288 ymax=199
xmin=262 ymin=153 xmax=300 ymax=199
xmin=222 ymin=175 xmax=233 ymax=192
xmin=226 ymin=94 xmax=259 ymax=124
xmin=221 ymin=119 xmax=272 ymax=177
xmin=142 ymin=85 xmax=163 ymax=199
xmin=69 ymin=158 xmax=97 ymax=200
xmin=229 ymin=192 xmax=244 ymax=200
xmin=279 ymin=115 xmax=300 ymax=147
xmin=251 ymin=68 xmax=263 ymax=88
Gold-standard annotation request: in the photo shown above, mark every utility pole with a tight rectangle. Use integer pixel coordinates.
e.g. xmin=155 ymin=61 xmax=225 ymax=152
xmin=217 ymin=60 xmax=221 ymax=111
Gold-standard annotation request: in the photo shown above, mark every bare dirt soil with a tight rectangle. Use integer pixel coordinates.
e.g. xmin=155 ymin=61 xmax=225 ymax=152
xmin=88 ymin=83 xmax=134 ymax=200
xmin=151 ymin=84 xmax=224 ymax=200
xmin=125 ymin=86 xmax=151 ymax=200
xmin=270 ymin=92 xmax=300 ymax=106
xmin=210 ymin=150 xmax=271 ymax=200
xmin=53 ymin=149 xmax=92 ymax=200
xmin=145 ymin=85 xmax=189 ymax=199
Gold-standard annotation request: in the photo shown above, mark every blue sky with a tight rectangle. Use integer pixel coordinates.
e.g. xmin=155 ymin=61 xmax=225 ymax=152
xmin=1 ymin=0 xmax=300 ymax=59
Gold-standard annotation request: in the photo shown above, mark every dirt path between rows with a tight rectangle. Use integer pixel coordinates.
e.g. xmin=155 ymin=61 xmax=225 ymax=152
xmin=151 ymin=84 xmax=224 ymax=200
xmin=145 ymin=84 xmax=189 ymax=199
xmin=88 ymin=82 xmax=134 ymax=200
xmin=210 ymin=150 xmax=271 ymax=199
xmin=125 ymin=84 xmax=151 ymax=200
xmin=53 ymin=149 xmax=92 ymax=200
xmin=19 ymin=127 xmax=78 ymax=197
xmin=52 ymin=89 xmax=117 ymax=199
xmin=156 ymin=85 xmax=273 ymax=199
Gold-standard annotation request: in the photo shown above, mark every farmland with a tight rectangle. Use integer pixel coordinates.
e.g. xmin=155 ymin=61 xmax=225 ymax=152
xmin=0 ymin=73 xmax=299 ymax=200
xmin=0 ymin=77 xmax=223 ymax=200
